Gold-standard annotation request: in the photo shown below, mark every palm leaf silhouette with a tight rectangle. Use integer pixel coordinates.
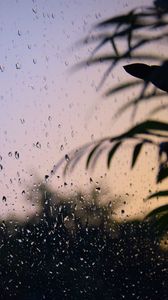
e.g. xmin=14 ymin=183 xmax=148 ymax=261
xmin=54 ymin=3 xmax=168 ymax=235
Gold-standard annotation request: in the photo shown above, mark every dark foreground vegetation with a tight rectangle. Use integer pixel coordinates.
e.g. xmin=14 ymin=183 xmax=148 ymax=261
xmin=0 ymin=186 xmax=167 ymax=300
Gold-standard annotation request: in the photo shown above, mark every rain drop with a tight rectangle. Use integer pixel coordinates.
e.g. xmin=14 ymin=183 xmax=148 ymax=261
xmin=20 ymin=118 xmax=25 ymax=124
xmin=15 ymin=151 xmax=19 ymax=159
xmin=16 ymin=63 xmax=21 ymax=70
xmin=0 ymin=65 xmax=5 ymax=72
xmin=32 ymin=7 xmax=37 ymax=14
xmin=8 ymin=152 xmax=12 ymax=157
xmin=36 ymin=142 xmax=41 ymax=149
xmin=65 ymin=154 xmax=70 ymax=161
xmin=2 ymin=196 xmax=6 ymax=202
xmin=108 ymin=201 xmax=112 ymax=208
xmin=17 ymin=30 xmax=22 ymax=36
xmin=45 ymin=175 xmax=49 ymax=182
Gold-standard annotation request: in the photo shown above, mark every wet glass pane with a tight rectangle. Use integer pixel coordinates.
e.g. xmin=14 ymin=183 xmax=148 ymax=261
xmin=0 ymin=0 xmax=167 ymax=299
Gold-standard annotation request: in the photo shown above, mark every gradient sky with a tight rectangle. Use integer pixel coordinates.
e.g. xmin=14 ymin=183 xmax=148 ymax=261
xmin=1 ymin=0 xmax=165 ymax=221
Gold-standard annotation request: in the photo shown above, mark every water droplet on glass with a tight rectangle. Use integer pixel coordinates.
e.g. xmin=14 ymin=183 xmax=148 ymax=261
xmin=8 ymin=152 xmax=12 ymax=157
xmin=20 ymin=118 xmax=25 ymax=124
xmin=90 ymin=177 xmax=93 ymax=183
xmin=36 ymin=142 xmax=41 ymax=149
xmin=2 ymin=196 xmax=6 ymax=202
xmin=108 ymin=201 xmax=112 ymax=208
xmin=65 ymin=154 xmax=70 ymax=162
xmin=16 ymin=63 xmax=21 ymax=70
xmin=45 ymin=175 xmax=49 ymax=182
xmin=15 ymin=151 xmax=19 ymax=159
xmin=18 ymin=30 xmax=22 ymax=36
xmin=0 ymin=65 xmax=5 ymax=72
xmin=32 ymin=7 xmax=37 ymax=14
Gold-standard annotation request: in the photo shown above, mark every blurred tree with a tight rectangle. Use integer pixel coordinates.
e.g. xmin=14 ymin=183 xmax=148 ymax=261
xmin=0 ymin=184 xmax=167 ymax=299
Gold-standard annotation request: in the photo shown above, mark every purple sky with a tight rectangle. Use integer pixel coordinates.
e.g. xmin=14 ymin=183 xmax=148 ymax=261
xmin=0 ymin=0 xmax=157 ymax=220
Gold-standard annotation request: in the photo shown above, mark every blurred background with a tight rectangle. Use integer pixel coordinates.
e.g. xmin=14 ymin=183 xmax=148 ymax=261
xmin=0 ymin=0 xmax=167 ymax=299
xmin=0 ymin=0 xmax=156 ymax=221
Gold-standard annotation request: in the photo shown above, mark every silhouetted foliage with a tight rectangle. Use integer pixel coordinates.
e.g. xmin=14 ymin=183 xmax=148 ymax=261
xmin=0 ymin=185 xmax=167 ymax=299
xmin=53 ymin=2 xmax=168 ymax=234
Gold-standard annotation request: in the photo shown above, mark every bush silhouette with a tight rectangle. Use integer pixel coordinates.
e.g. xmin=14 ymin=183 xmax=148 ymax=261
xmin=0 ymin=185 xmax=167 ymax=299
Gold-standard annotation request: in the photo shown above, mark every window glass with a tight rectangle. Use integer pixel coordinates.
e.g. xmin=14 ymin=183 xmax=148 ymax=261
xmin=0 ymin=1 xmax=167 ymax=299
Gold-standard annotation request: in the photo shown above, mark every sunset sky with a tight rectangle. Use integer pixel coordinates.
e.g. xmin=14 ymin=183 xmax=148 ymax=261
xmin=1 ymin=0 xmax=166 ymax=220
